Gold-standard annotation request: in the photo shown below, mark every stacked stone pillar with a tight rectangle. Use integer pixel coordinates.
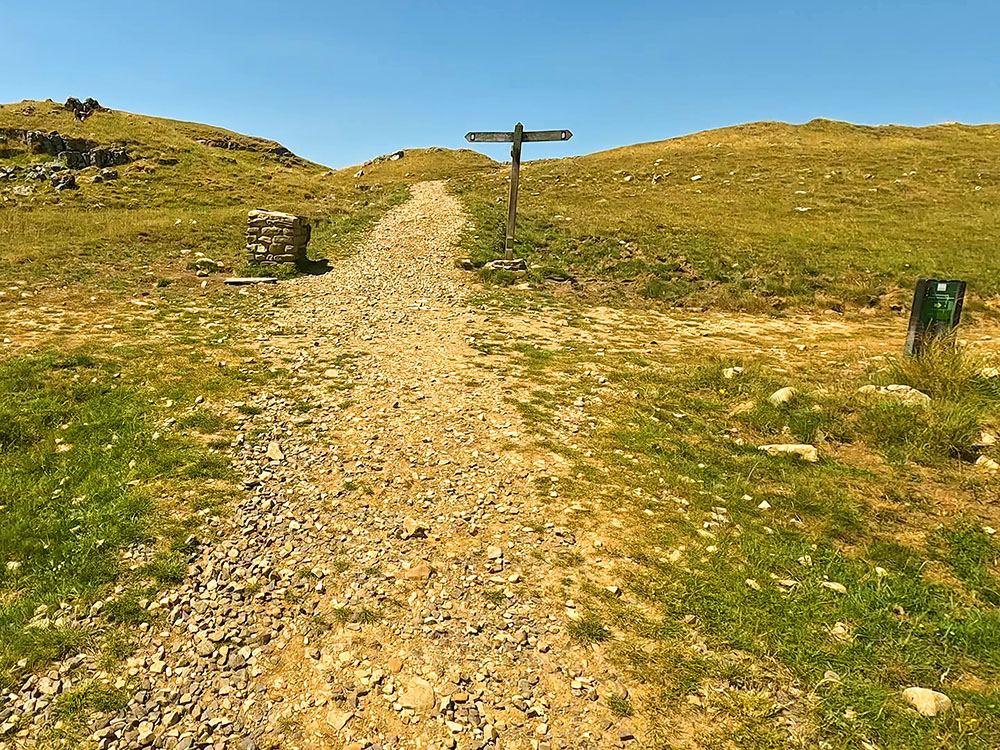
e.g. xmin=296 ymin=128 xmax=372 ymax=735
xmin=246 ymin=210 xmax=310 ymax=265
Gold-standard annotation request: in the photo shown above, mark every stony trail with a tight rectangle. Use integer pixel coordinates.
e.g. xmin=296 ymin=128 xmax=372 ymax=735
xmin=49 ymin=181 xmax=637 ymax=750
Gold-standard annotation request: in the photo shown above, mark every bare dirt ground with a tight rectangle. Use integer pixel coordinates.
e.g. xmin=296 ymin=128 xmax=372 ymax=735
xmin=232 ymin=180 xmax=636 ymax=750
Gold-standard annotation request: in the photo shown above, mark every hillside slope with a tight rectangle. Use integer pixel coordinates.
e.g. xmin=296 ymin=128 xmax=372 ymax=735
xmin=5 ymin=102 xmax=998 ymax=314
xmin=453 ymin=118 xmax=1000 ymax=311
xmin=0 ymin=99 xmax=492 ymax=310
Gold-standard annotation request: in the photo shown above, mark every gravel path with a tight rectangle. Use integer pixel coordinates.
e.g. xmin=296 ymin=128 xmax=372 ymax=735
xmin=6 ymin=182 xmax=637 ymax=750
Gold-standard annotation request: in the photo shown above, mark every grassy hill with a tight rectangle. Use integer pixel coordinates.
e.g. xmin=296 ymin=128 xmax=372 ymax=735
xmin=5 ymin=101 xmax=998 ymax=314
xmin=0 ymin=98 xmax=492 ymax=310
xmin=448 ymin=118 xmax=1000 ymax=311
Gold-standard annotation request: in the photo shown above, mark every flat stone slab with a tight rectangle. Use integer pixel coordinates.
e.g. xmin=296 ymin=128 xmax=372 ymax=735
xmin=224 ymin=277 xmax=278 ymax=285
xmin=486 ymin=258 xmax=528 ymax=271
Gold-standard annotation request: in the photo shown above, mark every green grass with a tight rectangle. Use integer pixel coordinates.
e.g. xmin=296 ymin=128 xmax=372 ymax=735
xmin=568 ymin=616 xmax=611 ymax=644
xmin=607 ymin=694 xmax=634 ymax=717
xmin=0 ymin=292 xmax=268 ymax=692
xmin=860 ymin=337 xmax=1000 ymax=465
xmin=331 ymin=605 xmax=382 ymax=624
xmin=6 ymin=102 xmax=1000 ymax=315
xmin=0 ymin=354 xmax=162 ymax=685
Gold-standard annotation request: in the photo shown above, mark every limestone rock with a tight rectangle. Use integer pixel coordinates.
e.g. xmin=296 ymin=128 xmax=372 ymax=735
xmin=768 ymin=386 xmax=797 ymax=406
xmin=402 ymin=518 xmax=427 ymax=539
xmin=398 ymin=677 xmax=436 ymax=711
xmin=399 ymin=563 xmax=433 ymax=580
xmin=976 ymin=431 xmax=997 ymax=447
xmin=757 ymin=443 xmax=818 ymax=462
xmin=858 ymin=384 xmax=931 ymax=405
xmin=975 ymin=455 xmax=999 ymax=472
xmin=326 ymin=709 xmax=352 ymax=731
xmin=902 ymin=687 xmax=952 ymax=717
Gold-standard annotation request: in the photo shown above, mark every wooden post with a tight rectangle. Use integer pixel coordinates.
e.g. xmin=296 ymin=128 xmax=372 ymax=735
xmin=465 ymin=124 xmax=571 ymax=266
xmin=505 ymin=123 xmax=524 ymax=261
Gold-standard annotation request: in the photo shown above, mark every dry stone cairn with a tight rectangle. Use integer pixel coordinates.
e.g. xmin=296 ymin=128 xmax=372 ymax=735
xmin=246 ymin=210 xmax=310 ymax=265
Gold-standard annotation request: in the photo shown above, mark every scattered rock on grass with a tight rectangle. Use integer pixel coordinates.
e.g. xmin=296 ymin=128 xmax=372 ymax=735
xmin=975 ymin=455 xmax=999 ymax=471
xmin=820 ymin=581 xmax=847 ymax=594
xmin=858 ymin=384 xmax=931 ymax=405
xmin=51 ymin=173 xmax=77 ymax=191
xmin=757 ymin=443 xmax=818 ymax=462
xmin=768 ymin=386 xmax=797 ymax=406
xmin=976 ymin=431 xmax=997 ymax=447
xmin=902 ymin=687 xmax=952 ymax=717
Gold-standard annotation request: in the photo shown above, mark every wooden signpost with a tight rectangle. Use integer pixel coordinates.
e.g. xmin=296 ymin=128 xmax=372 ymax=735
xmin=465 ymin=123 xmax=573 ymax=267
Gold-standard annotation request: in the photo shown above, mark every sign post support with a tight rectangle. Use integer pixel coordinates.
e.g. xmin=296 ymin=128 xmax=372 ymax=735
xmin=465 ymin=124 xmax=572 ymax=267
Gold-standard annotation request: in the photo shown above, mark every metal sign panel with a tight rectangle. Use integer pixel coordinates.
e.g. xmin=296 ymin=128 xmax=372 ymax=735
xmin=465 ymin=129 xmax=572 ymax=144
xmin=465 ymin=132 xmax=513 ymax=143
xmin=522 ymin=129 xmax=573 ymax=142
xmin=904 ymin=278 xmax=966 ymax=356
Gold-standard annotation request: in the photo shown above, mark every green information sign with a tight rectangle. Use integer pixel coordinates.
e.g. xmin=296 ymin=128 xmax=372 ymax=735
xmin=904 ymin=278 xmax=966 ymax=356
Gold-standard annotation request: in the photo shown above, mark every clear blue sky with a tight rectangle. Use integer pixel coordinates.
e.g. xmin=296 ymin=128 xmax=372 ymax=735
xmin=3 ymin=1 xmax=998 ymax=168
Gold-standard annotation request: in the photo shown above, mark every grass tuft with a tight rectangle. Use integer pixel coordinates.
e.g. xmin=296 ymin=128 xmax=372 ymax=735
xmin=568 ymin=616 xmax=610 ymax=644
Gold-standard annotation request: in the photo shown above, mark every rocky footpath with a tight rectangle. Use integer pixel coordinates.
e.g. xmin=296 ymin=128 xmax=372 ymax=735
xmin=2 ymin=182 xmax=637 ymax=750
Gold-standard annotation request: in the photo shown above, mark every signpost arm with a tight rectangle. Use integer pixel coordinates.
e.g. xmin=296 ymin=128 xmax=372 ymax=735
xmin=505 ymin=123 xmax=524 ymax=261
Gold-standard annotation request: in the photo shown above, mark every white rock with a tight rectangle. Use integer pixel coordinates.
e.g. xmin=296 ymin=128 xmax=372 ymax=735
xmin=821 ymin=581 xmax=847 ymax=594
xmin=768 ymin=387 xmax=797 ymax=406
xmin=975 ymin=455 xmax=999 ymax=472
xmin=758 ymin=444 xmax=818 ymax=462
xmin=902 ymin=687 xmax=952 ymax=717
xmin=976 ymin=431 xmax=997 ymax=447
xmin=857 ymin=384 xmax=931 ymax=405
xmin=830 ymin=622 xmax=851 ymax=640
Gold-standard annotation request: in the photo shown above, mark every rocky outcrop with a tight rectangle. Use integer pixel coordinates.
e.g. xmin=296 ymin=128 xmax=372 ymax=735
xmin=196 ymin=137 xmax=297 ymax=161
xmin=64 ymin=96 xmax=103 ymax=121
xmin=50 ymin=173 xmax=77 ymax=191
xmin=0 ymin=128 xmax=131 ymax=169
